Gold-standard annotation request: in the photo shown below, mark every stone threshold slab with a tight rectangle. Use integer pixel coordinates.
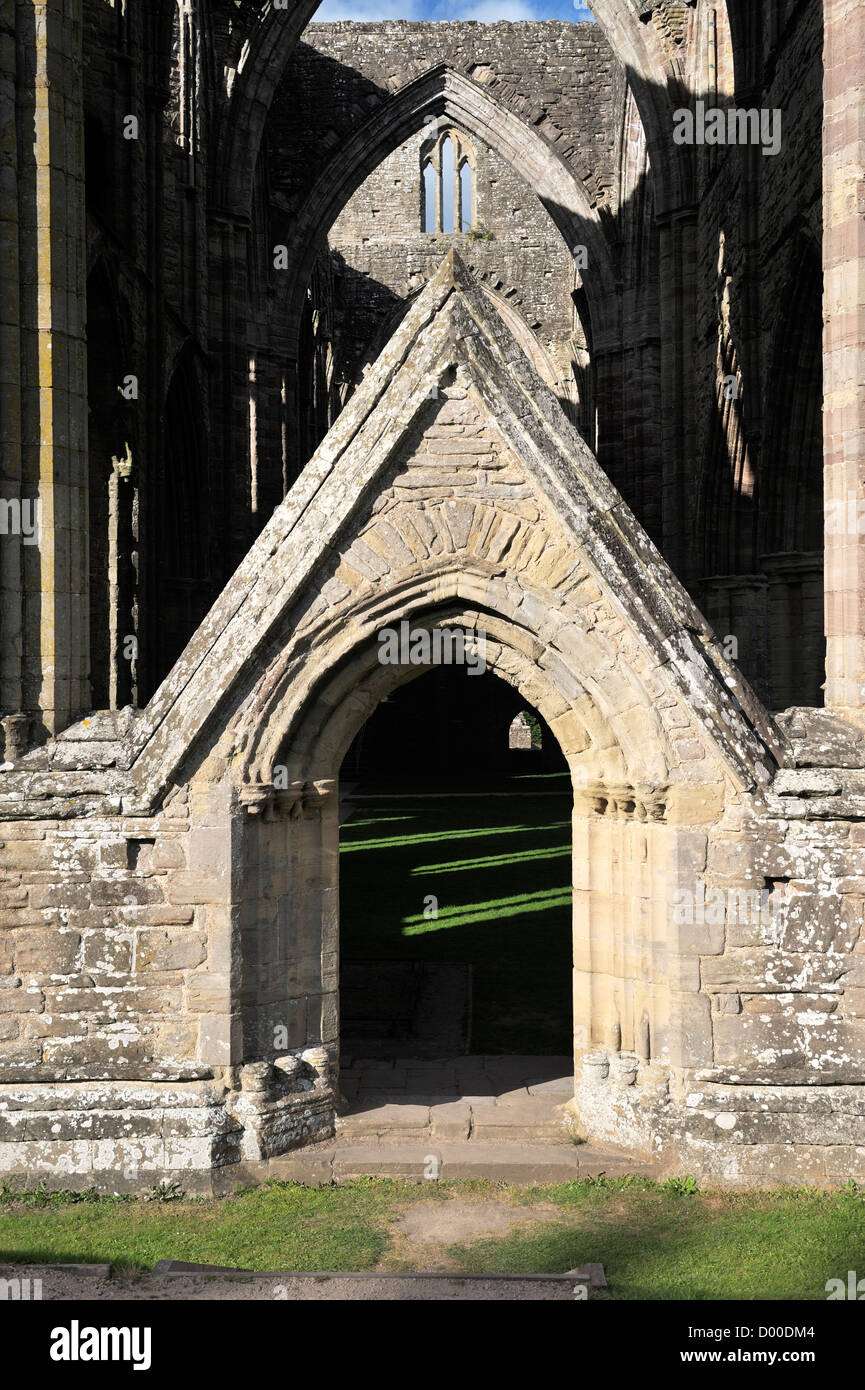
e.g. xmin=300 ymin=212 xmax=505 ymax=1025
xmin=214 ymin=1142 xmax=659 ymax=1188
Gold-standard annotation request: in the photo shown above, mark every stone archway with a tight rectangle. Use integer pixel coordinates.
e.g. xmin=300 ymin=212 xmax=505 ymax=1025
xmin=141 ymin=253 xmax=776 ymax=1163
xmin=230 ymin=620 xmax=588 ymax=1075
xmin=213 ymin=1 xmax=692 ymax=221
xmin=0 ymin=252 xmax=794 ymax=1186
xmin=198 ymin=553 xmax=749 ymax=1164
xmin=217 ymin=594 xmax=677 ymax=1160
xmin=277 ymin=65 xmax=618 ymax=364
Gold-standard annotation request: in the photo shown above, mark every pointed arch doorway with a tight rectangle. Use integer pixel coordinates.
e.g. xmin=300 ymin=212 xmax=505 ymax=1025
xmin=338 ymin=666 xmax=574 ymax=1091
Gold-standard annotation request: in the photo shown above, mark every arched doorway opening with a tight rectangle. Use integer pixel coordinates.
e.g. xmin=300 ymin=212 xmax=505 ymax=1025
xmin=338 ymin=666 xmax=573 ymax=1068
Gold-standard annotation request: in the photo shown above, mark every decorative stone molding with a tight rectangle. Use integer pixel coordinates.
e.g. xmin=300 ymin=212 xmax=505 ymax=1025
xmin=238 ymin=779 xmax=337 ymax=820
xmin=573 ymin=782 xmax=669 ymax=821
xmin=1 ymin=237 xmax=860 ymax=1188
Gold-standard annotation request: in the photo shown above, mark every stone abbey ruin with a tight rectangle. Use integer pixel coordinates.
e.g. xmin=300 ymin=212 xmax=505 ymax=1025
xmin=1 ymin=0 xmax=864 ymax=1189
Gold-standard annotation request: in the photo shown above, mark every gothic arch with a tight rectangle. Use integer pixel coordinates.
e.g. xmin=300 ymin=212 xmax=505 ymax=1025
xmin=212 ymin=0 xmax=314 ymax=217
xmin=273 ymin=624 xmax=578 ymax=791
xmin=198 ymin=564 xmax=683 ymax=1075
xmin=586 ymin=0 xmax=697 ymax=212
xmin=213 ymin=2 xmax=691 ymax=220
xmin=278 ymin=66 xmax=617 ymax=368
xmin=222 ymin=561 xmax=672 ymax=795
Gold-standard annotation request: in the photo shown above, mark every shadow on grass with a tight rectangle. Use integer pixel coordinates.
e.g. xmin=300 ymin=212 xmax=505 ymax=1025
xmin=444 ymin=1186 xmax=865 ymax=1300
xmin=340 ymin=791 xmax=574 ymax=1053
xmin=2 ymin=1182 xmax=864 ymax=1299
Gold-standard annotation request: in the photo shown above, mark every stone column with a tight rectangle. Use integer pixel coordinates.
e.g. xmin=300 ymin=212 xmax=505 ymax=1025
xmin=16 ymin=0 xmax=89 ymax=734
xmin=207 ymin=213 xmax=254 ymax=577
xmin=658 ymin=210 xmax=699 ymax=584
xmin=823 ymin=0 xmax=865 ymax=713
xmin=0 ymin=0 xmax=25 ymax=748
xmin=184 ymin=783 xmax=242 ymax=1070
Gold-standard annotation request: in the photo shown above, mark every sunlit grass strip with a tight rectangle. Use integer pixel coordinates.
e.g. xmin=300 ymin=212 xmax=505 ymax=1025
xmin=401 ymin=886 xmax=573 ymax=935
xmin=340 ymin=821 xmax=571 ymax=854
xmin=1 ymin=1181 xmax=861 ymax=1295
xmin=339 ymin=816 xmax=416 ymax=830
xmin=411 ymin=845 xmax=570 ymax=874
xmin=510 ymin=772 xmax=571 ymax=780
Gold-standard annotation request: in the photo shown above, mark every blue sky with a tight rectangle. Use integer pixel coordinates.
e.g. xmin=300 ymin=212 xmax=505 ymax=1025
xmin=312 ymin=2 xmax=595 ymax=22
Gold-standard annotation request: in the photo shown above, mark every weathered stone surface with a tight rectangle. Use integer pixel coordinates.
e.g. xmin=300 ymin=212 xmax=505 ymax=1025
xmin=134 ymin=931 xmax=208 ymax=973
xmin=13 ymin=929 xmax=81 ymax=976
xmin=0 ymin=1 xmax=858 ymax=1191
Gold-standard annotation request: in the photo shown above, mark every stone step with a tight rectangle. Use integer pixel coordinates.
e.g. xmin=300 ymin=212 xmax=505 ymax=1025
xmin=336 ymin=1094 xmax=570 ymax=1144
xmin=255 ymin=1141 xmax=659 ymax=1186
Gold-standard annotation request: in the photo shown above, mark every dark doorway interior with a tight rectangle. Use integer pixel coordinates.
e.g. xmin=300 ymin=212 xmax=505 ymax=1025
xmin=339 ymin=666 xmax=573 ymax=1057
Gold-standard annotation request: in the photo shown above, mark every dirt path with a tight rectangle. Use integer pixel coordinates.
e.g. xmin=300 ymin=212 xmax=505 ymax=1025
xmin=0 ymin=1264 xmax=586 ymax=1301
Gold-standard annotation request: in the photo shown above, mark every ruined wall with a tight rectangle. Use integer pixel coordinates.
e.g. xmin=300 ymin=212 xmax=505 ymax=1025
xmin=574 ymin=741 xmax=865 ymax=1187
xmin=690 ymin=1 xmax=825 ymax=709
xmin=328 ymin=126 xmax=578 ymax=405
xmin=80 ymin=0 xmax=223 ymax=700
xmin=2 ymin=4 xmax=828 ymax=737
xmin=3 ymin=0 xmax=860 ymax=1195
xmin=0 ymin=757 xmax=336 ymax=1184
xmin=270 ymin=22 xmax=623 ymax=221
xmin=0 ymin=766 xmax=224 ymax=1088
xmin=1 ymin=255 xmax=861 ymax=1191
xmin=259 ymin=20 xmax=645 ymax=486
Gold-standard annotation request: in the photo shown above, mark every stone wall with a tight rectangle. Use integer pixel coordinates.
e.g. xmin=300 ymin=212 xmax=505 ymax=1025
xmin=255 ymin=21 xmax=639 ymax=494
xmin=273 ymin=22 xmax=623 ymax=219
xmin=328 ymin=125 xmax=578 ymax=407
xmin=4 ymin=1 xmax=864 ymax=1193
xmin=2 ymin=4 xmax=829 ymax=728
xmin=0 ymin=256 xmax=861 ymax=1191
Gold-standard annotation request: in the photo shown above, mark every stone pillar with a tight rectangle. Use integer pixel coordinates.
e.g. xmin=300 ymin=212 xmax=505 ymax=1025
xmin=109 ymin=450 xmax=138 ymax=709
xmin=21 ymin=0 xmax=89 ymax=723
xmin=823 ymin=0 xmax=865 ymax=713
xmin=208 ymin=213 xmax=254 ymax=577
xmin=15 ymin=0 xmax=89 ymax=735
xmin=0 ymin=0 xmax=25 ymax=747
xmin=658 ymin=210 xmax=699 ymax=584
xmin=184 ymin=784 xmax=242 ymax=1070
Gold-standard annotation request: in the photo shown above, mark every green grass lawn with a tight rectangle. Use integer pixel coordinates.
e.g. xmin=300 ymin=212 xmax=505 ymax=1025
xmin=339 ymin=779 xmax=573 ymax=1052
xmin=2 ymin=1177 xmax=864 ymax=1299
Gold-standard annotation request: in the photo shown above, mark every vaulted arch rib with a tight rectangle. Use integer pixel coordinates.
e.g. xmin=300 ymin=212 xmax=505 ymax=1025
xmin=279 ymin=66 xmax=617 ymax=370
xmin=213 ymin=2 xmax=690 ymax=221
